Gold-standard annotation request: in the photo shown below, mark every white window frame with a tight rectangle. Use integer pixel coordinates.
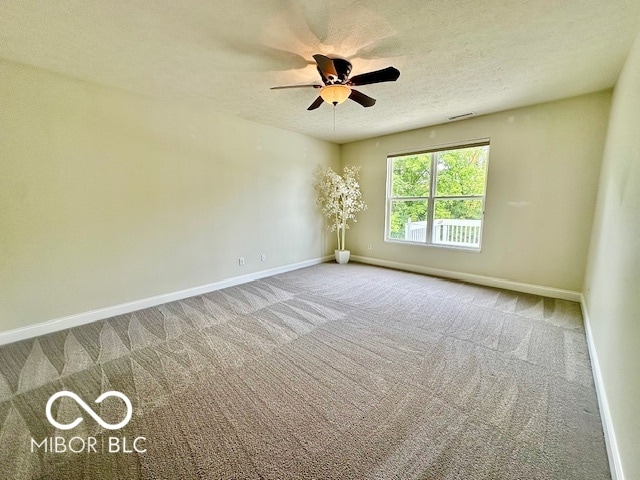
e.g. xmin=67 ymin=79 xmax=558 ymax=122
xmin=384 ymin=140 xmax=490 ymax=251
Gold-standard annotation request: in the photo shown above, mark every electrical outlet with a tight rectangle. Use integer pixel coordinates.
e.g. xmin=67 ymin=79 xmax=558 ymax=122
xmin=367 ymin=244 xmax=372 ymax=251
xmin=261 ymin=253 xmax=266 ymax=262
xmin=238 ymin=257 xmax=245 ymax=266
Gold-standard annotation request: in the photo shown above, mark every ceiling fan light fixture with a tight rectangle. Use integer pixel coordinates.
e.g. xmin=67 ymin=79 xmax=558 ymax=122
xmin=320 ymin=84 xmax=351 ymax=105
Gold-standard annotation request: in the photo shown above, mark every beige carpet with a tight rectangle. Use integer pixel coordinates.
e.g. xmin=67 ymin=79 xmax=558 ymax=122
xmin=0 ymin=263 xmax=609 ymax=479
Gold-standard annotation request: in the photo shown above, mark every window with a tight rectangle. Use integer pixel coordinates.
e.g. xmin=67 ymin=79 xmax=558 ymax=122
xmin=385 ymin=141 xmax=489 ymax=250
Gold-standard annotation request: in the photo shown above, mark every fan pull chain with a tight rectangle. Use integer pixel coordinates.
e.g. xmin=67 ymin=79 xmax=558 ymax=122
xmin=333 ymin=104 xmax=336 ymax=131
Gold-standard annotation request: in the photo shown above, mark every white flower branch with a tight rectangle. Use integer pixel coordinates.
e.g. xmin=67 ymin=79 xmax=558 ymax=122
xmin=315 ymin=165 xmax=367 ymax=251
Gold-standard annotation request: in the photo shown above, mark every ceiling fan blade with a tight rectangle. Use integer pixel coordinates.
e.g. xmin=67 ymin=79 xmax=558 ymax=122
xmin=348 ymin=66 xmax=400 ymax=86
xmin=270 ymin=84 xmax=322 ymax=90
xmin=307 ymin=96 xmax=324 ymax=110
xmin=312 ymin=54 xmax=338 ymax=79
xmin=349 ymin=89 xmax=376 ymax=108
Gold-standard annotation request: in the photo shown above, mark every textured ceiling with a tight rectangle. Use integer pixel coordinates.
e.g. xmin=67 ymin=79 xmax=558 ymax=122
xmin=1 ymin=0 xmax=639 ymax=143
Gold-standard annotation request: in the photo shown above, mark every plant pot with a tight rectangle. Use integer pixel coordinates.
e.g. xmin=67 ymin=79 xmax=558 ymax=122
xmin=335 ymin=249 xmax=351 ymax=264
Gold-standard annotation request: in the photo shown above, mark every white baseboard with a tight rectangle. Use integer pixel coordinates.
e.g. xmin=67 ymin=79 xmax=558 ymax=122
xmin=0 ymin=255 xmax=332 ymax=347
xmin=580 ymin=296 xmax=624 ymax=480
xmin=351 ymin=255 xmax=581 ymax=301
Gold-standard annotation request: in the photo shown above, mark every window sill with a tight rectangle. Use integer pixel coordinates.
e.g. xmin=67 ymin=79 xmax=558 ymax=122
xmin=384 ymin=238 xmax=482 ymax=253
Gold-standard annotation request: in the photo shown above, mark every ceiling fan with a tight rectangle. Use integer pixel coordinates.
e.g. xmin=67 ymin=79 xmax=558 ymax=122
xmin=271 ymin=54 xmax=400 ymax=110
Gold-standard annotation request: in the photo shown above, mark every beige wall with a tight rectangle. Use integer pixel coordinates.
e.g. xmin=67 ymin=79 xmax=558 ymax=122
xmin=341 ymin=92 xmax=611 ymax=292
xmin=0 ymin=59 xmax=339 ymax=333
xmin=584 ymin=32 xmax=640 ymax=480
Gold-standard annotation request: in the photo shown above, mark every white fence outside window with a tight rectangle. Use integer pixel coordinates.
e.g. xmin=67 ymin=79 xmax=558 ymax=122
xmin=404 ymin=219 xmax=482 ymax=248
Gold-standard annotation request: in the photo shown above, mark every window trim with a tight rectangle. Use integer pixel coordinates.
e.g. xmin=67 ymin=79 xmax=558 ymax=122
xmin=384 ymin=139 xmax=490 ymax=251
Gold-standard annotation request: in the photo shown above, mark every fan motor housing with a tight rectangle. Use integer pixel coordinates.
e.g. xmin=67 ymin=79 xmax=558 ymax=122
xmin=318 ymin=57 xmax=352 ymax=85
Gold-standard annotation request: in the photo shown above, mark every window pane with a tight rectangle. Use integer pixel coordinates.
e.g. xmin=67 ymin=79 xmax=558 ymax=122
xmin=435 ymin=145 xmax=488 ymax=196
xmin=391 ymin=154 xmax=431 ymax=197
xmin=389 ymin=200 xmax=428 ymax=241
xmin=433 ymin=199 xmax=483 ymax=248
